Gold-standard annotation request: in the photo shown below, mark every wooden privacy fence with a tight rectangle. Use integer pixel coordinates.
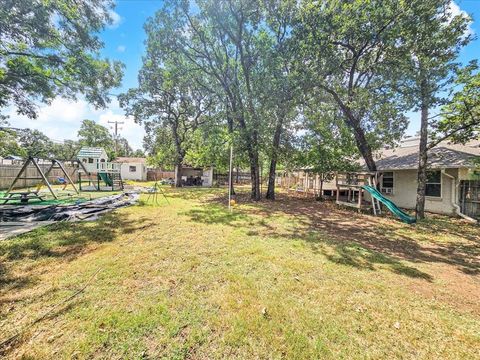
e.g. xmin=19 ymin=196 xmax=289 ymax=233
xmin=0 ymin=164 xmax=77 ymax=190
xmin=214 ymin=171 xmax=252 ymax=185
xmin=147 ymin=169 xmax=175 ymax=181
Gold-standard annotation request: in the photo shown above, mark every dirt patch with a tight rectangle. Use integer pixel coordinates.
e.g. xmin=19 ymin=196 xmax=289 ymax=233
xmin=201 ymin=190 xmax=480 ymax=314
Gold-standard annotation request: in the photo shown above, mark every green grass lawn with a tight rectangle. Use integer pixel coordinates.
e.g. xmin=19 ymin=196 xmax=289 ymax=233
xmin=0 ymin=186 xmax=122 ymax=205
xmin=0 ymin=187 xmax=479 ymax=359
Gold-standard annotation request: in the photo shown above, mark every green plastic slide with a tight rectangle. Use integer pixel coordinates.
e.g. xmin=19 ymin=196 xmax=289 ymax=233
xmin=361 ymin=185 xmax=416 ymax=224
xmin=98 ymin=172 xmax=113 ymax=187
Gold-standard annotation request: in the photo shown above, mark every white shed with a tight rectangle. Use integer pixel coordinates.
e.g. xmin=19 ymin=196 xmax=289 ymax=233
xmin=113 ymin=157 xmax=148 ymax=181
xmin=174 ymin=165 xmax=214 ymax=187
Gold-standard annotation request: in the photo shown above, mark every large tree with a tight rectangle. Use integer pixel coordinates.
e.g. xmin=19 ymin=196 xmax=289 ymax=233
xmin=141 ymin=0 xmax=301 ymax=200
xmin=298 ymin=102 xmax=361 ymax=171
xmin=52 ymin=139 xmax=82 ymax=160
xmin=120 ymin=59 xmax=212 ymax=187
xmin=434 ymin=64 xmax=480 ymax=144
xmin=293 ymin=0 xmax=410 ymax=172
xmin=398 ymin=0 xmax=472 ymax=219
xmin=0 ymin=121 xmax=24 ymax=157
xmin=78 ymin=119 xmax=113 ymax=148
xmin=17 ymin=128 xmax=54 ymax=158
xmin=0 ymin=0 xmax=123 ymax=119
xmin=262 ymin=0 xmax=298 ymax=200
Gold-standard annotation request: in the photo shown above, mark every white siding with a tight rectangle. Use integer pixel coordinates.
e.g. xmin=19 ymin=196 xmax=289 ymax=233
xmin=120 ymin=162 xmax=147 ymax=181
xmin=380 ymin=169 xmax=458 ymax=215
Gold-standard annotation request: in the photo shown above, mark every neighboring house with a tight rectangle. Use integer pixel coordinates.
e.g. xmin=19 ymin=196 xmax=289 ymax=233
xmin=1 ymin=155 xmax=24 ymax=165
xmin=4 ymin=155 xmax=23 ymax=161
xmin=370 ymin=137 xmax=480 ymax=219
xmin=77 ymin=147 xmax=109 ymax=173
xmin=277 ymin=137 xmax=480 ymax=220
xmin=113 ymin=157 xmax=148 ymax=181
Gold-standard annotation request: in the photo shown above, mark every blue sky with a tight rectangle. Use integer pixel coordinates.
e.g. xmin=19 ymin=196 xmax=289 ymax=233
xmin=9 ymin=0 xmax=480 ymax=150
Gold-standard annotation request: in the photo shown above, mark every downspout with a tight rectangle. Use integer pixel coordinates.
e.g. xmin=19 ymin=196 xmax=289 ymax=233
xmin=442 ymin=170 xmax=477 ymax=223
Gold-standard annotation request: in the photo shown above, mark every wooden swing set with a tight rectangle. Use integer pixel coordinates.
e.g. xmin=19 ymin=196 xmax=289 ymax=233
xmin=2 ymin=157 xmax=79 ymax=204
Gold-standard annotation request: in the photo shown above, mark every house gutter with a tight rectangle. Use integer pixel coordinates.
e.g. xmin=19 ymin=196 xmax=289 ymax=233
xmin=442 ymin=170 xmax=477 ymax=223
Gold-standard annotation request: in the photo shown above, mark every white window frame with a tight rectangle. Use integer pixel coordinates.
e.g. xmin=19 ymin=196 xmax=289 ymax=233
xmin=129 ymin=165 xmax=137 ymax=173
xmin=425 ymin=170 xmax=442 ymax=198
xmin=381 ymin=171 xmax=395 ymax=195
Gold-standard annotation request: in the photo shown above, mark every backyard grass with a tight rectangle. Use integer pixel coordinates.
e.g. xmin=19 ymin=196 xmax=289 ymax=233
xmin=0 ymin=186 xmax=479 ymax=359
xmin=0 ymin=187 xmax=122 ymax=206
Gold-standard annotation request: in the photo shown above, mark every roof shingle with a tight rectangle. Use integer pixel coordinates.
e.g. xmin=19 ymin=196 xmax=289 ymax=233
xmin=77 ymin=147 xmax=106 ymax=158
xmin=370 ymin=138 xmax=480 ymax=171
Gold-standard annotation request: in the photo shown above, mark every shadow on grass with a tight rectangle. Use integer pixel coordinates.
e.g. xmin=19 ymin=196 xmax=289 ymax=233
xmin=180 ymin=204 xmax=248 ymax=225
xmin=180 ymin=187 xmax=479 ymax=280
xmin=295 ymin=230 xmax=434 ymax=281
xmin=0 ymin=212 xmax=153 ymax=293
xmin=165 ymin=187 xmax=224 ymax=201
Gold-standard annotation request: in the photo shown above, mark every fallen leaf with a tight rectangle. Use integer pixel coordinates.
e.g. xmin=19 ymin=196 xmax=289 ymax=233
xmin=261 ymin=307 xmax=269 ymax=318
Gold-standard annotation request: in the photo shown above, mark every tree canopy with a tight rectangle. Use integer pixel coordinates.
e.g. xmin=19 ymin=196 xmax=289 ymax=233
xmin=117 ymin=0 xmax=477 ymax=208
xmin=0 ymin=0 xmax=124 ymax=120
xmin=435 ymin=63 xmax=480 ymax=144
xmin=293 ymin=0 xmax=411 ymax=172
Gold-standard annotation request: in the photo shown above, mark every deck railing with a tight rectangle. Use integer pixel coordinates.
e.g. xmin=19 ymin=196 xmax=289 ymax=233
xmin=79 ymin=161 xmax=121 ymax=173
xmin=97 ymin=162 xmax=121 ymax=172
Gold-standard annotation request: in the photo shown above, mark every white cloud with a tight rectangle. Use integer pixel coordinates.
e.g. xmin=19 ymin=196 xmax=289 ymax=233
xmin=7 ymin=99 xmax=145 ymax=150
xmin=107 ymin=9 xmax=123 ymax=29
xmin=448 ymin=1 xmax=474 ymax=36
xmin=117 ymin=45 xmax=126 ymax=53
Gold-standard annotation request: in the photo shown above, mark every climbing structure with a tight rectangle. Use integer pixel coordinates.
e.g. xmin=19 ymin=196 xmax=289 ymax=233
xmin=76 ymin=147 xmax=124 ymax=191
xmin=77 ymin=164 xmax=124 ymax=191
xmin=335 ymin=172 xmax=378 ymax=212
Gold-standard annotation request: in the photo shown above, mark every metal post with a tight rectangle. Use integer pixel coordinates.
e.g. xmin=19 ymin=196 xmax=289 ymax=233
xmin=228 ymin=145 xmax=233 ymax=212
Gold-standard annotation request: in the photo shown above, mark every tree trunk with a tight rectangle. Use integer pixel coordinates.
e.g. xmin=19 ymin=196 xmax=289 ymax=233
xmin=266 ymin=117 xmax=283 ymax=200
xmin=174 ymin=163 xmax=183 ymax=188
xmin=416 ymin=95 xmax=429 ymax=220
xmin=247 ymin=146 xmax=261 ymax=201
xmin=319 ymin=177 xmax=324 ymax=200
xmin=326 ymin=89 xmax=377 ymax=172
xmin=349 ymin=119 xmax=377 ymax=172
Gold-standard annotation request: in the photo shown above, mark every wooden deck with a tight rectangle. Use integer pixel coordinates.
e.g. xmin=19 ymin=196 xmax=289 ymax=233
xmin=336 ymin=199 xmax=372 ymax=210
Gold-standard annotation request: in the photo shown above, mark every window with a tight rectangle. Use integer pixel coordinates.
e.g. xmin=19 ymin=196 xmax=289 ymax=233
xmin=129 ymin=165 xmax=137 ymax=172
xmin=381 ymin=172 xmax=394 ymax=190
xmin=426 ymin=171 xmax=442 ymax=197
xmin=88 ymin=158 xmax=93 ymax=164
xmin=82 ymin=158 xmax=87 ymax=163
xmin=100 ymin=159 xmax=105 ymax=163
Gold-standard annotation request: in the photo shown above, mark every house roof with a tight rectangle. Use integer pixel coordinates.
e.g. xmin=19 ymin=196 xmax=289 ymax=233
xmin=113 ymin=157 xmax=146 ymax=164
xmin=77 ymin=147 xmax=106 ymax=158
xmin=4 ymin=155 xmax=23 ymax=160
xmin=370 ymin=137 xmax=480 ymax=171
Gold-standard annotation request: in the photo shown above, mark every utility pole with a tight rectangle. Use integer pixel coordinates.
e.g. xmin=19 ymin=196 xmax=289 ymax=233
xmin=108 ymin=120 xmax=124 ymax=154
